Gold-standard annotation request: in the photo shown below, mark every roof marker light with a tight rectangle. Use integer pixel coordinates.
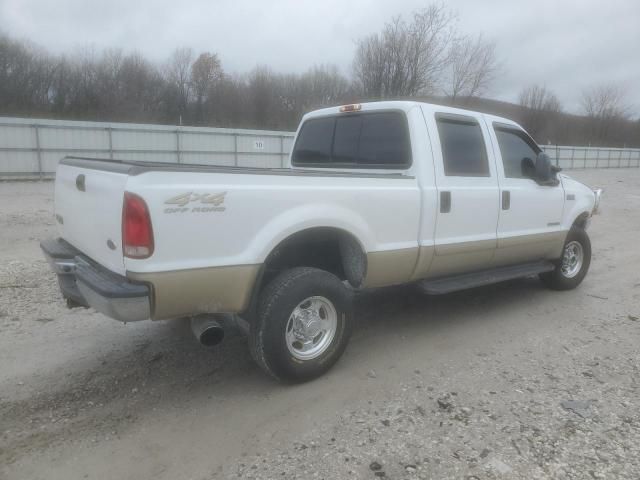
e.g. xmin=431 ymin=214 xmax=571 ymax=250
xmin=339 ymin=104 xmax=362 ymax=113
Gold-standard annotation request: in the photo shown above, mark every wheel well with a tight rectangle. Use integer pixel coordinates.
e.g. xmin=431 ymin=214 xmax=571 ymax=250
xmin=242 ymin=228 xmax=366 ymax=319
xmin=572 ymin=212 xmax=590 ymax=230
xmin=262 ymin=228 xmax=367 ymax=289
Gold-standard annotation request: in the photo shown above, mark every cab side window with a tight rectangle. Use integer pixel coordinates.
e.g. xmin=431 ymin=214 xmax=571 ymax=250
xmin=436 ymin=114 xmax=489 ymax=177
xmin=494 ymin=126 xmax=541 ymax=179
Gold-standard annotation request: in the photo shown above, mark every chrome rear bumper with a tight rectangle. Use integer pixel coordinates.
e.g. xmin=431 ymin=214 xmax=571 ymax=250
xmin=40 ymin=238 xmax=150 ymax=322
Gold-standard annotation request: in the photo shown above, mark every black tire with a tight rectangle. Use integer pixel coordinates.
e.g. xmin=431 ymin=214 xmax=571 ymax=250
xmin=249 ymin=267 xmax=353 ymax=383
xmin=539 ymin=227 xmax=591 ymax=290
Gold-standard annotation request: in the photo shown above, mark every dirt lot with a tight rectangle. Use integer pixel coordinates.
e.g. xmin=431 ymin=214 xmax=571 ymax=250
xmin=1 ymin=169 xmax=639 ymax=480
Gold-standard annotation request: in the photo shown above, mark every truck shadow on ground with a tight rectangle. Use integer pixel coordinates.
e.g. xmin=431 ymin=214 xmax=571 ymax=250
xmin=353 ymin=275 xmax=550 ymax=334
xmin=1 ymin=275 xmax=556 ymax=465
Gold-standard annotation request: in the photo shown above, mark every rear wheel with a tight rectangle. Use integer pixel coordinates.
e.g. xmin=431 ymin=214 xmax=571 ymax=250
xmin=539 ymin=227 xmax=591 ymax=290
xmin=249 ymin=267 xmax=353 ymax=382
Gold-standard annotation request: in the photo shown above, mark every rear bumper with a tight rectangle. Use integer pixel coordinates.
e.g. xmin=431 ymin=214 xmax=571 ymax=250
xmin=40 ymin=238 xmax=150 ymax=322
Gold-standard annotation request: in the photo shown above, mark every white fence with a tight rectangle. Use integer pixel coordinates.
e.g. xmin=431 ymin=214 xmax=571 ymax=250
xmin=1 ymin=116 xmax=639 ymax=179
xmin=0 ymin=117 xmax=295 ymax=179
xmin=541 ymin=145 xmax=640 ymax=170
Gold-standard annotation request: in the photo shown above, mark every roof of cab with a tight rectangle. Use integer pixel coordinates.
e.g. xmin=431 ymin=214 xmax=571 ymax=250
xmin=303 ymin=100 xmax=521 ymax=130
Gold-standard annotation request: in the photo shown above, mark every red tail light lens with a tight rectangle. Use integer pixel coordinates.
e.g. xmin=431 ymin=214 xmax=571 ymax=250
xmin=122 ymin=192 xmax=154 ymax=259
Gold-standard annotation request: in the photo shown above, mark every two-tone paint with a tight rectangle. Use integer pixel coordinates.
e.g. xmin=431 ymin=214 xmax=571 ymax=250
xmin=53 ymin=101 xmax=597 ymax=320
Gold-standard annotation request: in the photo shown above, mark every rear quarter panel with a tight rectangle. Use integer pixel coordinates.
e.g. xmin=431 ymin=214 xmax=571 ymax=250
xmin=123 ymin=171 xmax=421 ymax=274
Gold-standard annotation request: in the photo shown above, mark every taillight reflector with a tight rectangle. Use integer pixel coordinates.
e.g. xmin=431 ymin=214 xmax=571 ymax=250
xmin=122 ymin=192 xmax=154 ymax=259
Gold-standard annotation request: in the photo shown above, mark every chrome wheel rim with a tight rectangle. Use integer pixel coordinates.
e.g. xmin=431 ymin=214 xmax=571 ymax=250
xmin=561 ymin=241 xmax=583 ymax=278
xmin=285 ymin=296 xmax=337 ymax=361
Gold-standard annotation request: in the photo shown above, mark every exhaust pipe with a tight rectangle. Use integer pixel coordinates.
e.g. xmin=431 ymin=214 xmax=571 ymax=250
xmin=190 ymin=315 xmax=225 ymax=347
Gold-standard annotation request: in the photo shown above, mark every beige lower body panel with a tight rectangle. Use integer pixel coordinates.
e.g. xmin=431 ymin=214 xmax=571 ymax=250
xmin=133 ymin=231 xmax=567 ymax=320
xmin=364 ymin=248 xmax=419 ymax=288
xmin=409 ymin=245 xmax=435 ymax=281
xmin=128 ymin=264 xmax=260 ymax=320
xmin=426 ymin=239 xmax=496 ymax=279
xmin=493 ymin=231 xmax=567 ymax=267
xmin=365 ymin=232 xmax=567 ymax=287
xmin=365 ymin=242 xmax=494 ymax=286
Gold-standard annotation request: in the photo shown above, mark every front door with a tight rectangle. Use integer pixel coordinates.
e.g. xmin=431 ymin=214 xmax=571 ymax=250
xmin=487 ymin=122 xmax=565 ymax=266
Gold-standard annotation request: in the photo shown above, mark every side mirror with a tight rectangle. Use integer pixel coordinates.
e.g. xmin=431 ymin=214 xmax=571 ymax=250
xmin=522 ymin=153 xmax=559 ymax=185
xmin=535 ymin=152 xmax=553 ymax=182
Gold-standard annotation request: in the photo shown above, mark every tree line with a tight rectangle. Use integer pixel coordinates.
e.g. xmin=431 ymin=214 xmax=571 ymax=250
xmin=1 ymin=4 xmax=638 ymax=146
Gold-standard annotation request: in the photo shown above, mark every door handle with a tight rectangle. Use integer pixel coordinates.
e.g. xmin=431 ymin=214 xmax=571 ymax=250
xmin=502 ymin=190 xmax=510 ymax=210
xmin=440 ymin=191 xmax=451 ymax=213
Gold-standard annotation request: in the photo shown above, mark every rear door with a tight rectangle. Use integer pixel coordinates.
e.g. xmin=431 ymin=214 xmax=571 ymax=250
xmin=422 ymin=110 xmax=500 ymax=277
xmin=486 ymin=122 xmax=565 ymax=266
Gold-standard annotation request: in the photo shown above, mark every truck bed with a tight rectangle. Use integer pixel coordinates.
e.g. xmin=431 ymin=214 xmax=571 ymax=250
xmin=53 ymin=156 xmax=421 ymax=282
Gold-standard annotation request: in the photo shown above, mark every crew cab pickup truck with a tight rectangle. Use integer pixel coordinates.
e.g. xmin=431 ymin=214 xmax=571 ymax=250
xmin=42 ymin=101 xmax=602 ymax=382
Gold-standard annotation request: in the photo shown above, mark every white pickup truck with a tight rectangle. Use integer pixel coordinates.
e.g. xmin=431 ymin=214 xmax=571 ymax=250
xmin=42 ymin=101 xmax=602 ymax=382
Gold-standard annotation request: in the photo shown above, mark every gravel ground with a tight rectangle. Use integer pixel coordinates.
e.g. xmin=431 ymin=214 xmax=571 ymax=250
xmin=1 ymin=169 xmax=639 ymax=480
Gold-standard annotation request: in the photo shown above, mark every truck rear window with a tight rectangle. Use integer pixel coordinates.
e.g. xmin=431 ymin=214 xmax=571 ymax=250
xmin=292 ymin=111 xmax=411 ymax=168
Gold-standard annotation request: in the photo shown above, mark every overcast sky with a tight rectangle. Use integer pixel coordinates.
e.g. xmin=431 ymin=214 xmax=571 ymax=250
xmin=1 ymin=0 xmax=639 ymax=116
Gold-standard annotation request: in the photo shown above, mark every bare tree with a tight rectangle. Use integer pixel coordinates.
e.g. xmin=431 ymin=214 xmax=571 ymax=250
xmin=246 ymin=66 xmax=280 ymax=128
xmin=518 ymin=84 xmax=562 ymax=140
xmin=191 ymin=52 xmax=224 ymax=123
xmin=119 ymin=53 xmax=164 ymax=121
xmin=520 ymin=84 xmax=561 ymax=112
xmin=581 ymin=83 xmax=628 ymax=120
xmin=0 ymin=35 xmax=56 ymax=113
xmin=301 ymin=64 xmax=350 ymax=107
xmin=68 ymin=46 xmax=101 ymax=117
xmin=581 ymin=83 xmax=629 ymax=145
xmin=95 ymin=48 xmax=124 ymax=117
xmin=49 ymin=56 xmax=72 ymax=114
xmin=353 ymin=4 xmax=455 ymax=98
xmin=166 ymin=47 xmax=193 ymax=123
xmin=206 ymin=73 xmax=250 ymax=127
xmin=280 ymin=65 xmax=350 ymax=121
xmin=3 ymin=30 xmax=640 ymax=146
xmin=446 ymin=34 xmax=497 ymax=104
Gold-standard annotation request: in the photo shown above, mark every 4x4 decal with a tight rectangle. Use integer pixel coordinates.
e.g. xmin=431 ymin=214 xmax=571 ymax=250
xmin=164 ymin=192 xmax=226 ymax=213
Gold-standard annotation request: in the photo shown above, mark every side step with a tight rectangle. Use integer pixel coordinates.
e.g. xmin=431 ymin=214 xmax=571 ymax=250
xmin=418 ymin=261 xmax=556 ymax=295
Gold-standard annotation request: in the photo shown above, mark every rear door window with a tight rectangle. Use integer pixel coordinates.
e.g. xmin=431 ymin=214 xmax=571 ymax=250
xmin=291 ymin=111 xmax=411 ymax=168
xmin=436 ymin=115 xmax=489 ymax=177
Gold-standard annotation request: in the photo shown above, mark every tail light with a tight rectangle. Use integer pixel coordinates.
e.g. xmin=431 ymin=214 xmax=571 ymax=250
xmin=122 ymin=192 xmax=154 ymax=259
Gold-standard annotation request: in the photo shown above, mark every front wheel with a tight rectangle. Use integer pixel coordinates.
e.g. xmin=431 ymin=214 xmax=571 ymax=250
xmin=249 ymin=267 xmax=353 ymax=383
xmin=539 ymin=227 xmax=591 ymax=290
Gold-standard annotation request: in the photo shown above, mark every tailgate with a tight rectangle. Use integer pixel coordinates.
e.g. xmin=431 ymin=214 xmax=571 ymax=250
xmin=54 ymin=160 xmax=128 ymax=275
